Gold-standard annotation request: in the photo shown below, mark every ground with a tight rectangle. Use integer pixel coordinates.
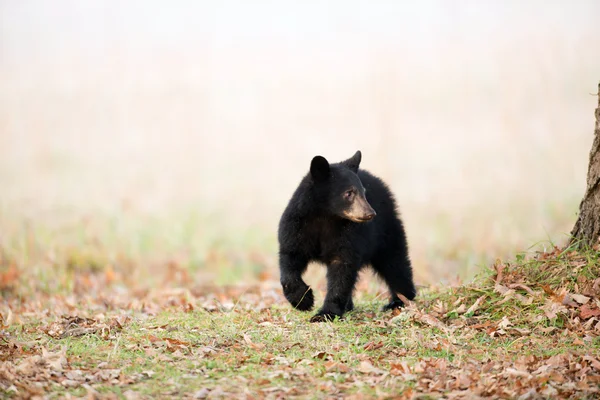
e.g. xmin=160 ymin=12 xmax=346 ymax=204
xmin=1 ymin=245 xmax=600 ymax=399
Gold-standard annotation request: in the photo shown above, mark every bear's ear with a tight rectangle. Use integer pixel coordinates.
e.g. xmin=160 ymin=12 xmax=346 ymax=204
xmin=342 ymin=150 xmax=362 ymax=173
xmin=310 ymin=155 xmax=330 ymax=182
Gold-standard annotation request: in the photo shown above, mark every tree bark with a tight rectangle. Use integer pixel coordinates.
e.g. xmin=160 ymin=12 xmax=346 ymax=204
xmin=571 ymin=82 xmax=600 ymax=246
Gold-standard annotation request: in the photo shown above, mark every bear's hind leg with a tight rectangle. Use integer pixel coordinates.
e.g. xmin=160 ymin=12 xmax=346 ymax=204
xmin=372 ymin=249 xmax=416 ymax=311
xmin=382 ymin=293 xmax=406 ymax=310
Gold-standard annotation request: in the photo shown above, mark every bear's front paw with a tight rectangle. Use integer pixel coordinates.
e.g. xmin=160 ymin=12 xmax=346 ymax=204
xmin=284 ymin=285 xmax=314 ymax=311
xmin=383 ymin=299 xmax=406 ymax=311
xmin=310 ymin=312 xmax=342 ymax=323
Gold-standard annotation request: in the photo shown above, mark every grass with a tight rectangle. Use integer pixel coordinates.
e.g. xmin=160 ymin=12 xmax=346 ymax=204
xmin=2 ymin=244 xmax=600 ymax=398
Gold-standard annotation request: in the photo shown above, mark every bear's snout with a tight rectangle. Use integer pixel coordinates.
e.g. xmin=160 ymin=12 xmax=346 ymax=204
xmin=362 ymin=210 xmax=376 ymax=221
xmin=344 ymin=197 xmax=377 ymax=223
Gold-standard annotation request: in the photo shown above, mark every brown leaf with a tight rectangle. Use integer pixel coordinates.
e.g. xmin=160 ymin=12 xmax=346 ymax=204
xmin=390 ymin=362 xmax=412 ymax=376
xmin=312 ymin=351 xmax=330 ymax=360
xmin=469 ymin=321 xmax=495 ymax=330
xmin=498 ymin=316 xmax=512 ymax=329
xmin=508 ymin=283 xmax=535 ymax=295
xmin=16 ymin=355 xmax=43 ymax=375
xmin=146 ymin=335 xmax=161 ymax=343
xmin=105 ymin=264 xmax=116 ymax=284
xmin=413 ymin=309 xmax=449 ymax=331
xmin=164 ymin=338 xmax=190 ymax=347
xmin=1 ymin=308 xmax=13 ymax=327
xmin=363 ymin=341 xmax=384 ymax=351
xmin=61 ymin=327 xmax=97 ymax=339
xmin=571 ymin=294 xmax=591 ymax=305
xmin=542 ymin=299 xmax=568 ymax=320
xmin=583 ymin=356 xmax=600 ymax=370
xmin=494 ymin=261 xmax=505 ymax=284
xmin=494 ymin=284 xmax=510 ymax=295
xmin=357 ymin=360 xmax=385 ymax=375
xmin=257 ymin=270 xmax=271 ymax=282
xmin=325 ymin=361 xmax=350 ymax=373
xmin=62 ymin=379 xmax=80 ymax=388
xmin=94 ymin=368 xmax=121 ymax=381
xmin=0 ymin=264 xmax=19 ymax=288
xmin=541 ymin=285 xmax=555 ymax=296
xmin=580 ymin=305 xmax=600 ymax=319
xmin=466 ymin=295 xmax=486 ymax=315
xmin=243 ymin=334 xmax=265 ymax=350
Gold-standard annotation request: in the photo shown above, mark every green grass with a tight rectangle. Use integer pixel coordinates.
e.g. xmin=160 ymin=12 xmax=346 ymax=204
xmin=3 ymin=245 xmax=600 ymax=398
xmin=1 ymin=207 xmax=599 ymax=399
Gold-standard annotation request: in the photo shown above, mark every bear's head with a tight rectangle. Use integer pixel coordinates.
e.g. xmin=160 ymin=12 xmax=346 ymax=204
xmin=309 ymin=150 xmax=377 ymax=223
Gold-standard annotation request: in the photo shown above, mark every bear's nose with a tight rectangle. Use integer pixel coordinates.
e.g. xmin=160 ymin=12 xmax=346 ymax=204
xmin=363 ymin=211 xmax=376 ymax=221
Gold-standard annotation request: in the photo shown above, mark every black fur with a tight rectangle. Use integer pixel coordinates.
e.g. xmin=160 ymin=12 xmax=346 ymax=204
xmin=278 ymin=151 xmax=416 ymax=322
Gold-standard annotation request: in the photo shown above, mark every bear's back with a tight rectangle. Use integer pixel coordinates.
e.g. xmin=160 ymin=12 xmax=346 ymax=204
xmin=358 ymin=169 xmax=398 ymax=221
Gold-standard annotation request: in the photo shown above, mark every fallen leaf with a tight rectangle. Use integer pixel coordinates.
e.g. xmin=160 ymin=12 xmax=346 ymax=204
xmin=242 ymin=334 xmax=265 ymax=350
xmin=164 ymin=338 xmax=190 ymax=346
xmin=105 ymin=264 xmax=116 ymax=284
xmin=505 ymin=368 xmax=531 ymax=378
xmin=0 ymin=264 xmax=19 ymax=288
xmin=580 ymin=305 xmax=600 ymax=319
xmin=508 ymin=283 xmax=535 ymax=295
xmin=466 ymin=295 xmax=486 ymax=315
xmin=498 ymin=316 xmax=512 ymax=329
xmin=62 ymin=379 xmax=80 ymax=388
xmin=146 ymin=335 xmax=161 ymax=343
xmin=541 ymin=285 xmax=555 ymax=296
xmin=193 ymin=388 xmax=211 ymax=399
xmin=542 ymin=299 xmax=568 ymax=320
xmin=363 ymin=341 xmax=384 ymax=351
xmin=357 ymin=360 xmax=385 ymax=375
xmin=494 ymin=261 xmax=505 ymax=284
xmin=583 ymin=356 xmax=600 ymax=370
xmin=124 ymin=390 xmax=141 ymax=400
xmin=494 ymin=284 xmax=510 ymax=295
xmin=312 ymin=351 xmax=330 ymax=360
xmin=42 ymin=346 xmax=68 ymax=371
xmin=571 ymin=294 xmax=591 ymax=305
xmin=413 ymin=310 xmax=449 ymax=331
xmin=325 ymin=361 xmax=350 ymax=373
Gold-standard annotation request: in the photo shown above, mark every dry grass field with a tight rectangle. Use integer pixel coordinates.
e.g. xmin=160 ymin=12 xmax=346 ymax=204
xmin=2 ymin=2 xmax=599 ymax=288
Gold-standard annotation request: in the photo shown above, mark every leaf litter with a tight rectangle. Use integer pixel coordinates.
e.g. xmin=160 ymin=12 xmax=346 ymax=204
xmin=0 ymin=246 xmax=599 ymax=398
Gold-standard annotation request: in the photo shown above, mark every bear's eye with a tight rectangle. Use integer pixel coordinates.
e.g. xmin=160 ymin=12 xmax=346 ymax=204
xmin=344 ymin=190 xmax=354 ymax=199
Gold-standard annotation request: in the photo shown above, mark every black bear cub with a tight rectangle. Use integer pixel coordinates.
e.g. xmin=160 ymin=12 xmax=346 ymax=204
xmin=278 ymin=151 xmax=416 ymax=322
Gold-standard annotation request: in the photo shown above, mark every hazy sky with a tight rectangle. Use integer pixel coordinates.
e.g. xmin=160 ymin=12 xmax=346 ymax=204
xmin=1 ymin=1 xmax=598 ymax=61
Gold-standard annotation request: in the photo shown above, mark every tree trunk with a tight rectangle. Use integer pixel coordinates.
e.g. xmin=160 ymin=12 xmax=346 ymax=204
xmin=571 ymin=82 xmax=600 ymax=246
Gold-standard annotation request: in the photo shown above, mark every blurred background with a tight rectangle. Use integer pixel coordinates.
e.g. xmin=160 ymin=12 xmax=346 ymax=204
xmin=1 ymin=1 xmax=599 ymax=293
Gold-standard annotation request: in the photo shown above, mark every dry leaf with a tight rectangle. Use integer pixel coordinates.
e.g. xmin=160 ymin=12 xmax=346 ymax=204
xmin=498 ymin=316 xmax=512 ymax=329
xmin=363 ymin=341 xmax=384 ymax=351
xmin=580 ymin=305 xmax=600 ymax=319
xmin=466 ymin=295 xmax=486 ymax=315
xmin=508 ymin=283 xmax=535 ymax=295
xmin=357 ymin=360 xmax=385 ymax=375
xmin=494 ymin=284 xmax=510 ymax=295
xmin=542 ymin=300 xmax=568 ymax=320
xmin=312 ymin=351 xmax=331 ymax=360
xmin=242 ymin=334 xmax=265 ymax=350
xmin=583 ymin=356 xmax=600 ymax=370
xmin=571 ymin=294 xmax=590 ymax=305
